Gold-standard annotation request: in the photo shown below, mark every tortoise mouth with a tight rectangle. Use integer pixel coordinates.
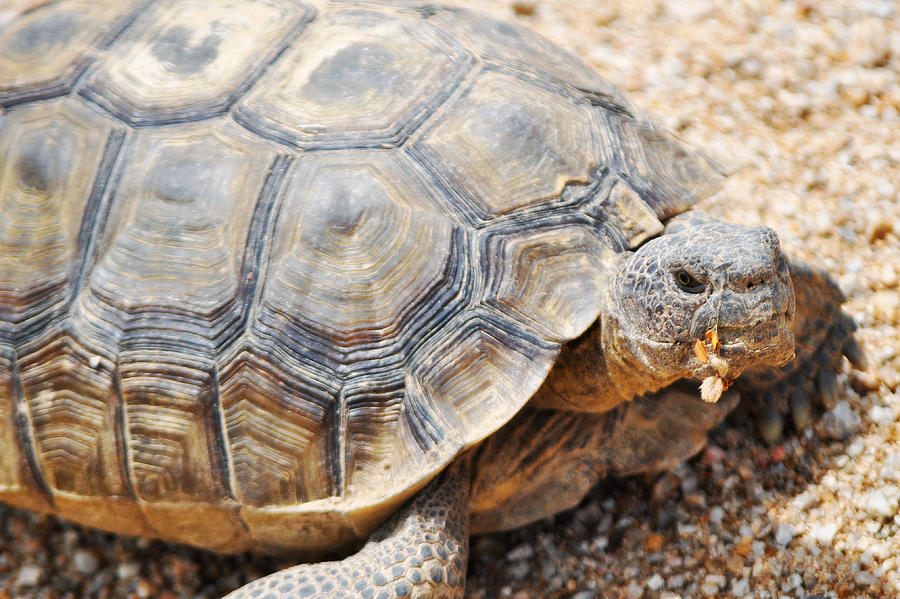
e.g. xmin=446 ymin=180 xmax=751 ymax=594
xmin=688 ymin=310 xmax=795 ymax=381
xmin=717 ymin=310 xmax=793 ymax=359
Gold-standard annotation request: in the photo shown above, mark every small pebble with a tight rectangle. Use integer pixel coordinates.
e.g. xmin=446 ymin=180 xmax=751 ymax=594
xmin=117 ymin=562 xmax=141 ymax=580
xmin=731 ymin=578 xmax=750 ymax=596
xmin=868 ymin=405 xmax=893 ymax=425
xmin=810 ymin=522 xmax=840 ymax=546
xmin=506 ymin=544 xmax=535 ymax=561
xmin=871 ymin=291 xmax=900 ymax=323
xmin=783 ymin=572 xmax=803 ymax=591
xmin=845 ymin=438 xmax=865 ymax=458
xmin=646 ymin=573 xmax=664 ymax=591
xmin=884 ymin=452 xmax=900 ymax=481
xmin=625 ymin=581 xmax=643 ymax=599
xmin=820 ymin=401 xmax=862 ymax=440
xmin=774 ymin=524 xmax=794 ymax=547
xmin=511 ymin=1 xmax=536 ymax=16
xmin=73 ymin=548 xmax=99 ymax=575
xmin=864 ymin=486 xmax=900 ymax=519
xmin=14 ymin=565 xmax=42 ymax=588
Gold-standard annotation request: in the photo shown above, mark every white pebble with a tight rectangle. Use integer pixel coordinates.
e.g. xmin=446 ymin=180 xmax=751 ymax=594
xmin=856 ymin=571 xmax=878 ymax=586
xmin=810 ymin=522 xmax=839 ymax=546
xmin=73 ymin=549 xmax=99 ymax=575
xmin=869 ymin=405 xmax=894 ymax=425
xmin=710 ymin=506 xmax=725 ymax=524
xmin=774 ymin=523 xmax=794 ymax=547
xmin=783 ymin=573 xmax=803 ymax=591
xmin=791 ymin=490 xmax=819 ymax=512
xmin=751 ymin=540 xmax=766 ymax=557
xmin=821 ymin=401 xmax=862 ymax=440
xmin=884 ymin=452 xmax=900 ymax=482
xmin=117 ymin=562 xmax=141 ymax=581
xmin=14 ymin=565 xmax=42 ymax=588
xmin=625 ymin=581 xmax=643 ymax=599
xmin=864 ymin=486 xmax=900 ymax=519
xmin=731 ymin=578 xmax=750 ymax=596
xmin=506 ymin=543 xmax=535 ymax=561
xmin=646 ymin=573 xmax=665 ymax=591
xmin=846 ymin=438 xmax=865 ymax=458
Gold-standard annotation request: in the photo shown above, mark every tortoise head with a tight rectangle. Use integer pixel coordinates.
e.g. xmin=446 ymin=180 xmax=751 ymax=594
xmin=610 ymin=213 xmax=796 ymax=389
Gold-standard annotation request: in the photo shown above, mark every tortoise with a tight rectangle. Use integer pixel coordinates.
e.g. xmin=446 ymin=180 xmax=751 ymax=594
xmin=0 ymin=1 xmax=862 ymax=597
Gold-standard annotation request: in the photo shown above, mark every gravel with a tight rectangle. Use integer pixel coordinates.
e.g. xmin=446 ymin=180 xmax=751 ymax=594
xmin=2 ymin=0 xmax=899 ymax=598
xmin=821 ymin=400 xmax=863 ymax=440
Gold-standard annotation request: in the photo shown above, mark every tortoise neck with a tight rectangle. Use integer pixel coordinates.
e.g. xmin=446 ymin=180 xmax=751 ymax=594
xmin=528 ymin=304 xmax=679 ymax=413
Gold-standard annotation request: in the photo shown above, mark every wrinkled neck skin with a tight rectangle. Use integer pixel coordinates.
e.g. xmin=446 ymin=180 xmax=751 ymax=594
xmin=530 ymin=262 xmax=686 ymax=413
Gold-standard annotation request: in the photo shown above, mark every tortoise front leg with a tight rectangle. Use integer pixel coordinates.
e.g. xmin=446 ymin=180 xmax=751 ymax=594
xmin=469 ymin=387 xmax=738 ymax=534
xmin=224 ymin=460 xmax=470 ymax=599
xmin=736 ymin=259 xmax=864 ymax=442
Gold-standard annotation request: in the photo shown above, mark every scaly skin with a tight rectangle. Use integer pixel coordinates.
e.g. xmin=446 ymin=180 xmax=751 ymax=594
xmin=224 ymin=459 xmax=470 ymax=599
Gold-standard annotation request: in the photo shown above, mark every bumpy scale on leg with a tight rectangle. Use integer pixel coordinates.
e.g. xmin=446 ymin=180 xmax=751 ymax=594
xmin=736 ymin=259 xmax=865 ymax=443
xmin=223 ymin=460 xmax=471 ymax=599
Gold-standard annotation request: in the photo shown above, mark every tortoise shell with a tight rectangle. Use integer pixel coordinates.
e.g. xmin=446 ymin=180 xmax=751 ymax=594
xmin=0 ymin=0 xmax=721 ymax=555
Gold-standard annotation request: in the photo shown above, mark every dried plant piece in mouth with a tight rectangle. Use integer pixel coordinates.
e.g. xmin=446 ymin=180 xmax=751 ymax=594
xmin=705 ymin=329 xmax=721 ymax=353
xmin=694 ymin=338 xmax=709 ymax=364
xmin=700 ymin=375 xmax=733 ymax=403
xmin=698 ymin=329 xmax=732 ymax=402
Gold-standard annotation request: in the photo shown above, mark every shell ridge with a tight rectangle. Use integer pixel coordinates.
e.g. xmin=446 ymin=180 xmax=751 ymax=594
xmin=216 ymin=153 xmax=293 ymax=356
xmin=0 ymin=0 xmax=149 ymax=108
xmin=7 ymin=345 xmax=56 ymax=508
xmin=77 ymin=0 xmax=318 ymax=127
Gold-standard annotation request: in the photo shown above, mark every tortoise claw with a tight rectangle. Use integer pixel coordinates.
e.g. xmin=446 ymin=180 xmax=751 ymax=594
xmin=757 ymin=395 xmax=784 ymax=445
xmin=789 ymin=389 xmax=813 ymax=431
xmin=816 ymin=369 xmax=838 ymax=410
xmin=842 ymin=337 xmax=867 ymax=371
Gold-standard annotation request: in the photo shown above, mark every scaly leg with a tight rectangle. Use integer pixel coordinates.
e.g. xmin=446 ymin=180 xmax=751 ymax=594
xmin=224 ymin=459 xmax=470 ymax=599
xmin=469 ymin=386 xmax=738 ymax=533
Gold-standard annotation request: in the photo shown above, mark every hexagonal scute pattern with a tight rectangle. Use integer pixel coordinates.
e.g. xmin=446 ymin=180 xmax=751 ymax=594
xmin=235 ymin=9 xmax=473 ymax=149
xmin=71 ymin=120 xmax=277 ymax=349
xmin=0 ymin=97 xmax=121 ymax=340
xmin=254 ymin=151 xmax=459 ymax=359
xmin=80 ymin=0 xmax=312 ymax=124
xmin=411 ymin=70 xmax=601 ymax=222
xmin=0 ymin=0 xmax=725 ymax=560
xmin=484 ymin=223 xmax=613 ymax=342
xmin=430 ymin=6 xmax=625 ymax=99
xmin=0 ymin=0 xmax=141 ymax=105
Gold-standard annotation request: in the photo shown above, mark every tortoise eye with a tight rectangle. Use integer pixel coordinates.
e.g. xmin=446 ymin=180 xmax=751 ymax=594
xmin=674 ymin=270 xmax=704 ymax=293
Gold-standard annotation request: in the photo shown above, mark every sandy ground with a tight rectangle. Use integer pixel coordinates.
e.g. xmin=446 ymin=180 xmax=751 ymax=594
xmin=1 ymin=1 xmax=898 ymax=598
